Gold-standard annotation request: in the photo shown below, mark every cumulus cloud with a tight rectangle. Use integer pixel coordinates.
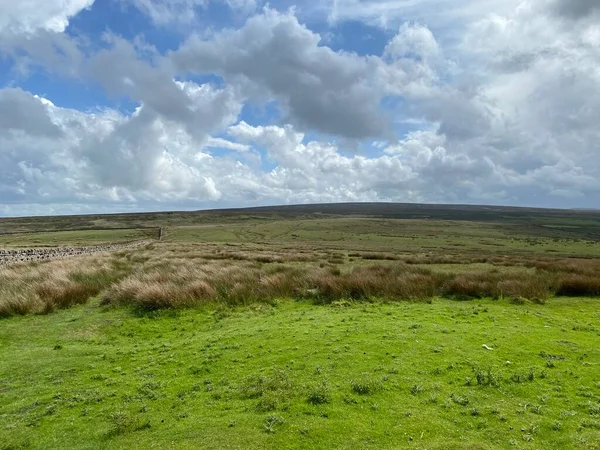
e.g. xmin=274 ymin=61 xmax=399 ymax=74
xmin=6 ymin=8 xmax=441 ymax=141
xmin=0 ymin=0 xmax=89 ymax=79
xmin=549 ymin=0 xmax=600 ymax=19
xmin=172 ymin=9 xmax=404 ymax=139
xmin=86 ymin=37 xmax=244 ymax=140
xmin=0 ymin=88 xmax=242 ymax=207
xmin=0 ymin=0 xmax=94 ymax=34
xmin=384 ymin=23 xmax=441 ymax=62
xmin=0 ymin=88 xmax=63 ymax=137
xmin=227 ymin=121 xmax=515 ymax=204
xmin=459 ymin=1 xmax=600 ymax=158
xmin=0 ymin=88 xmax=512 ymax=212
xmin=2 ymin=1 xmax=600 ymax=214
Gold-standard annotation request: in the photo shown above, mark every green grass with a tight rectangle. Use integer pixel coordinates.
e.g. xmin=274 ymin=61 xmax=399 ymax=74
xmin=2 ymin=298 xmax=600 ymax=449
xmin=4 ymin=216 xmax=599 ymax=257
xmin=2 ymin=204 xmax=600 ymax=448
xmin=0 ymin=229 xmax=153 ymax=248
xmin=163 ymin=218 xmax=600 ymax=258
xmin=3 ymin=203 xmax=600 ymax=256
xmin=2 ymin=202 xmax=600 ymax=243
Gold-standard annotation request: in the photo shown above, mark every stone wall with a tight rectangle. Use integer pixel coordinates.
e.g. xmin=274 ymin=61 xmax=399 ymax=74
xmin=0 ymin=240 xmax=151 ymax=268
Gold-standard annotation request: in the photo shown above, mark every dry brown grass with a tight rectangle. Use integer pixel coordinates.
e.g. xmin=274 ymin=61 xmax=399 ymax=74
xmin=531 ymin=258 xmax=600 ymax=275
xmin=0 ymin=255 xmax=133 ymax=317
xmin=555 ymin=274 xmax=600 ymax=297
xmin=104 ymin=263 xmax=444 ymax=310
xmin=35 ymin=278 xmax=99 ymax=313
xmin=403 ymin=255 xmax=489 ymax=265
xmin=359 ymin=253 xmax=399 ymax=261
xmin=106 ymin=266 xmax=221 ymax=310
xmin=3 ymin=241 xmax=600 ymax=317
xmin=443 ymin=274 xmax=498 ymax=299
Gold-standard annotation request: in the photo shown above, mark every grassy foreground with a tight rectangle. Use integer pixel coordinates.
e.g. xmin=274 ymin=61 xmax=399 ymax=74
xmin=2 ymin=205 xmax=600 ymax=449
xmin=1 ymin=298 xmax=600 ymax=449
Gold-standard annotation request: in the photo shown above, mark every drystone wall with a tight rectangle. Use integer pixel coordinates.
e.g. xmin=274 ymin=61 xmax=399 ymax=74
xmin=0 ymin=240 xmax=151 ymax=268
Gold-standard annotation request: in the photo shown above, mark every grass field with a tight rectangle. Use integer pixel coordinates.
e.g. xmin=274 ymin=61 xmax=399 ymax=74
xmin=162 ymin=218 xmax=600 ymax=258
xmin=1 ymin=203 xmax=600 ymax=449
xmin=2 ymin=298 xmax=599 ymax=449
xmin=0 ymin=228 xmax=155 ymax=248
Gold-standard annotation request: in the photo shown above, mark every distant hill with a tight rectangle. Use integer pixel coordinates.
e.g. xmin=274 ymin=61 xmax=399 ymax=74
xmin=3 ymin=202 xmax=600 ymax=227
xmin=1 ymin=202 xmax=600 ymax=241
xmin=191 ymin=202 xmax=598 ymax=220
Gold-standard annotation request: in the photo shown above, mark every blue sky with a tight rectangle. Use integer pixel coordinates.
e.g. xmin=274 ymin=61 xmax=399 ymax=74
xmin=0 ymin=0 xmax=599 ymax=216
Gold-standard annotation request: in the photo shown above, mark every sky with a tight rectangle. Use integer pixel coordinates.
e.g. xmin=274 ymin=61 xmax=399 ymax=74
xmin=0 ymin=0 xmax=599 ymax=216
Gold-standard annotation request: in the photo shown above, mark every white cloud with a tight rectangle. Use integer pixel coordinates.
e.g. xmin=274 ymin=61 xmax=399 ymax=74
xmin=549 ymin=0 xmax=600 ymax=20
xmin=0 ymin=88 xmax=63 ymax=137
xmin=2 ymin=2 xmax=600 ymax=214
xmin=125 ymin=0 xmax=258 ymax=25
xmin=0 ymin=0 xmax=91 ymax=79
xmin=228 ymin=121 xmax=513 ymax=204
xmin=125 ymin=0 xmax=206 ymax=25
xmin=0 ymin=0 xmax=94 ymax=34
xmin=0 ymin=88 xmax=244 ymax=207
xmin=205 ymin=137 xmax=251 ymax=152
xmin=84 ymin=37 xmax=244 ymax=141
xmin=2 ymin=84 xmax=600 ymax=214
xmin=0 ymin=88 xmax=504 ymax=211
xmin=455 ymin=1 xmax=600 ymax=178
xmin=384 ymin=23 xmax=441 ymax=62
xmin=172 ymin=9 xmax=446 ymax=140
xmin=326 ymin=0 xmax=522 ymax=32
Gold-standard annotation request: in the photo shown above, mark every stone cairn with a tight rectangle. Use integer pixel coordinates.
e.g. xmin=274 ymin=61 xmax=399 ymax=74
xmin=0 ymin=240 xmax=152 ymax=268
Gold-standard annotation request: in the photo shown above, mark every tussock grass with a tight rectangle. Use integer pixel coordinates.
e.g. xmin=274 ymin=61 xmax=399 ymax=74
xmin=104 ymin=261 xmax=446 ymax=310
xmin=530 ymin=258 xmax=600 ymax=275
xmin=443 ymin=273 xmax=552 ymax=300
xmin=403 ymin=255 xmax=489 ymax=265
xmin=0 ymin=255 xmax=134 ymax=317
xmin=103 ymin=247 xmax=600 ymax=310
xmin=108 ymin=269 xmax=219 ymax=310
xmin=36 ymin=278 xmax=99 ymax=313
xmin=360 ymin=253 xmax=399 ymax=261
xmin=350 ymin=377 xmax=382 ymax=395
xmin=555 ymin=274 xmax=600 ymax=297
xmin=3 ymin=241 xmax=600 ymax=316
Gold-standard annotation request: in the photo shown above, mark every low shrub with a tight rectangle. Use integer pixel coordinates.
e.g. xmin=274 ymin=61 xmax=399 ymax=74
xmin=306 ymin=381 xmax=331 ymax=405
xmin=350 ymin=377 xmax=382 ymax=396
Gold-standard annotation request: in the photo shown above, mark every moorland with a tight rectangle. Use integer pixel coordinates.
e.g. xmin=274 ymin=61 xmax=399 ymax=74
xmin=1 ymin=203 xmax=600 ymax=449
